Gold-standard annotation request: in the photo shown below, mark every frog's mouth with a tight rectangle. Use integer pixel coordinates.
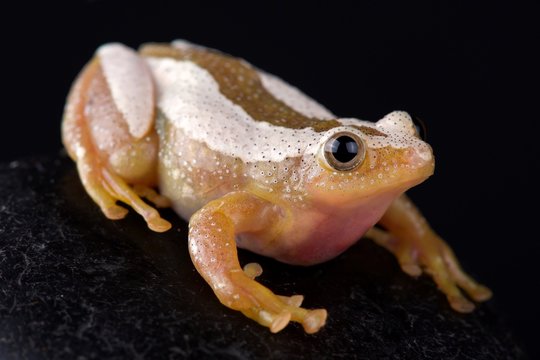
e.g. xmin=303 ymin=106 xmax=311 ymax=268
xmin=369 ymin=172 xmax=432 ymax=199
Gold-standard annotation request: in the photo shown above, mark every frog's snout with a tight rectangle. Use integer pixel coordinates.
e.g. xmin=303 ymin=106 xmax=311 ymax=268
xmin=374 ymin=111 xmax=435 ymax=172
xmin=406 ymin=142 xmax=435 ymax=176
xmin=413 ymin=141 xmax=434 ymax=163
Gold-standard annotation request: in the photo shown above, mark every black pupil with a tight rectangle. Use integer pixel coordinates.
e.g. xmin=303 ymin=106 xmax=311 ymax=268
xmin=331 ymin=136 xmax=358 ymax=163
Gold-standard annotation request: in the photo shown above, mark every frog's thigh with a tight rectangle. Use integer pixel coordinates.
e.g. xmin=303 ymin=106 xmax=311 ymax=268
xmin=62 ymin=44 xmax=170 ymax=232
xmin=188 ymin=191 xmax=327 ymax=334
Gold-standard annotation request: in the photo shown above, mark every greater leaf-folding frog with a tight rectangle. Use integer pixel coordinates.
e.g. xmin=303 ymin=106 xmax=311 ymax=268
xmin=62 ymin=40 xmax=492 ymax=333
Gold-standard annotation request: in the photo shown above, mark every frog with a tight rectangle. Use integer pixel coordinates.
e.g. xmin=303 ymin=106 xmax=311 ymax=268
xmin=61 ymin=40 xmax=492 ymax=334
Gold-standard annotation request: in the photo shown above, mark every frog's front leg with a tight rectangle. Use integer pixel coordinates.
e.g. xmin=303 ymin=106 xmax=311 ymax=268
xmin=368 ymin=194 xmax=492 ymax=312
xmin=62 ymin=43 xmax=171 ymax=232
xmin=189 ymin=191 xmax=327 ymax=333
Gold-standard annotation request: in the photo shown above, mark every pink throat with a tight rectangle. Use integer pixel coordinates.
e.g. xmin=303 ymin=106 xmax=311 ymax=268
xmin=274 ymin=189 xmax=403 ymax=266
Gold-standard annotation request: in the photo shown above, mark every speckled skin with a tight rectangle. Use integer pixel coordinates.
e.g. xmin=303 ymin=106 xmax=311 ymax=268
xmin=62 ymin=41 xmax=492 ymax=333
xmin=156 ymin=118 xmax=429 ymax=266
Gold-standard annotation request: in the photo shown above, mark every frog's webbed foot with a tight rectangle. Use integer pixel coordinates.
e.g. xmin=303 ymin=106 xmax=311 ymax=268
xmin=189 ymin=192 xmax=327 ymax=333
xmin=367 ymin=227 xmax=492 ymax=312
xmin=369 ymin=195 xmax=492 ymax=313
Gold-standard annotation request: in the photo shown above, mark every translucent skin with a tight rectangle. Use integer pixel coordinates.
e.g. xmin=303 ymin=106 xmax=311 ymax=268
xmin=62 ymin=41 xmax=492 ymax=334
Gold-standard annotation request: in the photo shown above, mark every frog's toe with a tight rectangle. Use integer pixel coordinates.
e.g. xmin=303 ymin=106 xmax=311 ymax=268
xmin=401 ymin=263 xmax=422 ymax=277
xmin=147 ymin=216 xmax=172 ymax=232
xmin=450 ymin=270 xmax=492 ymax=303
xmin=278 ymin=294 xmax=304 ymax=307
xmin=270 ymin=311 xmax=292 ymax=333
xmin=395 ymin=246 xmax=422 ymax=277
xmin=241 ymin=307 xmax=292 ymax=333
xmin=448 ymin=295 xmax=475 ymax=313
xmin=437 ymin=277 xmax=476 ymax=313
xmin=103 ymin=204 xmax=129 ymax=220
xmin=133 ymin=184 xmax=171 ymax=208
xmin=302 ymin=309 xmax=328 ymax=334
xmin=243 ymin=262 xmax=263 ymax=279
xmin=472 ymin=285 xmax=493 ymax=302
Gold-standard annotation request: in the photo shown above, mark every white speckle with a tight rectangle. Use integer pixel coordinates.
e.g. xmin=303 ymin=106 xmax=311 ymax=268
xmin=75 ymin=146 xmax=86 ymax=159
xmin=147 ymin=57 xmax=340 ymax=162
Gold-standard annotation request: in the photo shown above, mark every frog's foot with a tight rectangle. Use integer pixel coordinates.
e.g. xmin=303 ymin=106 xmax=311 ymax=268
xmin=77 ymin=158 xmax=171 ymax=233
xmin=189 ymin=191 xmax=327 ymax=333
xmin=240 ymin=262 xmax=326 ymax=333
xmin=221 ymin=267 xmax=327 ymax=333
xmin=101 ymin=168 xmax=171 ymax=232
xmin=366 ymin=227 xmax=492 ymax=312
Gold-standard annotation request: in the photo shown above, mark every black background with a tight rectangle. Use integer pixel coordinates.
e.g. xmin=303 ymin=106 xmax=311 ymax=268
xmin=2 ymin=1 xmax=538 ymax=357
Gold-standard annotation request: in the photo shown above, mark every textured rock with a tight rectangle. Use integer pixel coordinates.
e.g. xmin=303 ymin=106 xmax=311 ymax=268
xmin=0 ymin=153 xmax=526 ymax=359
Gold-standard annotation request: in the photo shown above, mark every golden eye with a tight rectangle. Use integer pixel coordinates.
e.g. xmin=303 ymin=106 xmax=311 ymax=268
xmin=324 ymin=132 xmax=366 ymax=171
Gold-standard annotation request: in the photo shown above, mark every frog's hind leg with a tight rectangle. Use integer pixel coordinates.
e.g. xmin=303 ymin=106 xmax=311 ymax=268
xmin=189 ymin=191 xmax=327 ymax=333
xmin=62 ymin=43 xmax=171 ymax=232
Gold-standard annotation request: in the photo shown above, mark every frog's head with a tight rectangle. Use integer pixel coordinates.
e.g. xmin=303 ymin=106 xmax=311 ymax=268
xmin=306 ymin=111 xmax=435 ymax=207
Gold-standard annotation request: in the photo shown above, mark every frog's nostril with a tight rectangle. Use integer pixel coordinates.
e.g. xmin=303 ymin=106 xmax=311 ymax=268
xmin=411 ymin=143 xmax=434 ymax=165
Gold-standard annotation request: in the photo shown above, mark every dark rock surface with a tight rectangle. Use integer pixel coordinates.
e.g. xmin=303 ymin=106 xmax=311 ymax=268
xmin=0 ymin=153 xmax=527 ymax=359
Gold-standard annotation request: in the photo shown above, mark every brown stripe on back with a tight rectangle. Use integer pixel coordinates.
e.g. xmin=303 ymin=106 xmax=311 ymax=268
xmin=351 ymin=125 xmax=388 ymax=137
xmin=140 ymin=43 xmax=341 ymax=132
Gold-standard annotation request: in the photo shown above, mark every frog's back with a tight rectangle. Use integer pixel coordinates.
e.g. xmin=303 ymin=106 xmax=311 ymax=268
xmin=140 ymin=41 xmax=343 ymax=219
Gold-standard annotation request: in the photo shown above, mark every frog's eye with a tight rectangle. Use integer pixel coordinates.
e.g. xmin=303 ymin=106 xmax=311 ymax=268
xmin=324 ymin=132 xmax=366 ymax=171
xmin=412 ymin=115 xmax=428 ymax=141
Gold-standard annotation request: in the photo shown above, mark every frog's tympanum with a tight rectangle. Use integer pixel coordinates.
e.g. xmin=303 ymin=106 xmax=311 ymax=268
xmin=62 ymin=41 xmax=492 ymax=333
